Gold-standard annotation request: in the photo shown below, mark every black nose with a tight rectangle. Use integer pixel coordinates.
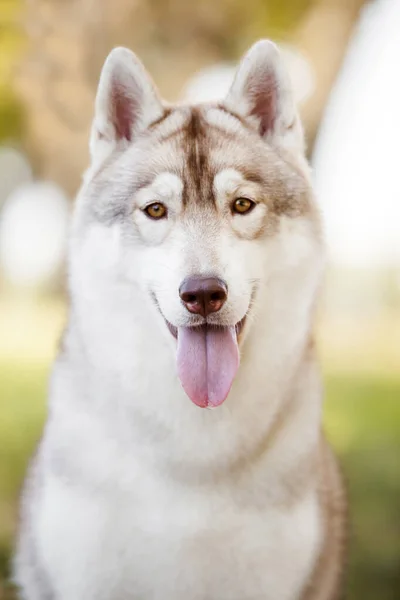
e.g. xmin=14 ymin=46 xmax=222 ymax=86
xmin=179 ymin=277 xmax=228 ymax=317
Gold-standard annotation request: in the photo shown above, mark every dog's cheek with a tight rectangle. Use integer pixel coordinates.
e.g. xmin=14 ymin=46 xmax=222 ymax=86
xmin=134 ymin=216 xmax=171 ymax=246
xmin=73 ymin=223 xmax=124 ymax=278
xmin=141 ymin=243 xmax=185 ymax=316
xmin=267 ymin=216 xmax=323 ymax=276
xmin=230 ymin=206 xmax=269 ymax=240
xmin=215 ymin=235 xmax=259 ymax=311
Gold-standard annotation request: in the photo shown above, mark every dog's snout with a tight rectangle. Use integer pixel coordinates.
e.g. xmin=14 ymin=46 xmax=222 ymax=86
xmin=179 ymin=277 xmax=228 ymax=317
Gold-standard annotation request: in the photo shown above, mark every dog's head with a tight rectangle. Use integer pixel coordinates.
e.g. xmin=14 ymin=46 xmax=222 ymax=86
xmin=74 ymin=40 xmax=322 ymax=409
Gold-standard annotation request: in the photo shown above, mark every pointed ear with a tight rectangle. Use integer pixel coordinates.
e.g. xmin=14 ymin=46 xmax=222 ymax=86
xmin=90 ymin=47 xmax=163 ymax=163
xmin=224 ymin=40 xmax=304 ymax=154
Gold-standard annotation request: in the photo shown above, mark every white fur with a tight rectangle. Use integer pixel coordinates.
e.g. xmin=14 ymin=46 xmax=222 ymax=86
xmin=33 ymin=476 xmax=321 ymax=600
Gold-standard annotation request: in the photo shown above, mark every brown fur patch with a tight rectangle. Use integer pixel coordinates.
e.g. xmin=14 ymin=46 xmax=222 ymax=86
xmin=181 ymin=109 xmax=215 ymax=208
xmin=148 ymin=108 xmax=173 ymax=130
xmin=216 ymin=104 xmax=254 ymax=130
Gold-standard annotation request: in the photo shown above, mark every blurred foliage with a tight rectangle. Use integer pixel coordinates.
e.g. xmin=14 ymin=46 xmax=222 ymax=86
xmin=122 ymin=0 xmax=314 ymax=57
xmin=0 ymin=0 xmax=368 ymax=185
xmin=0 ymin=0 xmax=25 ymax=143
xmin=0 ymin=87 xmax=25 ymax=143
xmin=14 ymin=0 xmax=367 ymax=192
xmin=324 ymin=377 xmax=400 ymax=600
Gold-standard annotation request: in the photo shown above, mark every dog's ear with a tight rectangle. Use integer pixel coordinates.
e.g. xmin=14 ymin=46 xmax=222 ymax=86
xmin=90 ymin=47 xmax=163 ymax=164
xmin=224 ymin=40 xmax=304 ymax=154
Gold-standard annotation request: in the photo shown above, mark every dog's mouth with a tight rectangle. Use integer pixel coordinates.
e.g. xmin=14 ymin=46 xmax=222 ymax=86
xmin=163 ymin=313 xmax=248 ymax=409
xmin=165 ymin=314 xmax=247 ymax=341
xmin=151 ymin=290 xmax=252 ymax=409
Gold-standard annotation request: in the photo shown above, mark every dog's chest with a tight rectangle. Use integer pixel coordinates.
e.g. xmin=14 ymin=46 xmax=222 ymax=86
xmin=37 ymin=464 xmax=321 ymax=600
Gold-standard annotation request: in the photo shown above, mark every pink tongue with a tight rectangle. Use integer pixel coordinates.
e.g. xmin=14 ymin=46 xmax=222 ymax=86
xmin=177 ymin=326 xmax=239 ymax=408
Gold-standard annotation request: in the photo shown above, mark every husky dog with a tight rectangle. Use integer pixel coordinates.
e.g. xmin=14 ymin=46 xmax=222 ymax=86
xmin=14 ymin=40 xmax=346 ymax=600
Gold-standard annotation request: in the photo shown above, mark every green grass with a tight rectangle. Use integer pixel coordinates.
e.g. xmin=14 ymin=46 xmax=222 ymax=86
xmin=324 ymin=375 xmax=400 ymax=600
xmin=0 ymin=361 xmax=48 ymax=598
xmin=1 ymin=361 xmax=399 ymax=599
xmin=0 ymin=363 xmax=48 ymax=499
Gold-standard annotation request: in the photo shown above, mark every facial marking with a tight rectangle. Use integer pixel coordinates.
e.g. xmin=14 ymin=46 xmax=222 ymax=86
xmin=181 ymin=109 xmax=214 ymax=208
xmin=152 ymin=109 xmax=189 ymax=143
xmin=135 ymin=172 xmax=183 ymax=213
xmin=214 ymin=169 xmax=254 ymax=201
xmin=147 ymin=108 xmax=173 ymax=130
xmin=204 ymin=107 xmax=245 ymax=134
xmin=132 ymin=172 xmax=183 ymax=245
xmin=213 ymin=169 xmax=268 ymax=239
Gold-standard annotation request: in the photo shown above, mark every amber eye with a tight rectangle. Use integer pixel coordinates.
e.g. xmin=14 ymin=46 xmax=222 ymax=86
xmin=144 ymin=203 xmax=167 ymax=220
xmin=232 ymin=197 xmax=255 ymax=215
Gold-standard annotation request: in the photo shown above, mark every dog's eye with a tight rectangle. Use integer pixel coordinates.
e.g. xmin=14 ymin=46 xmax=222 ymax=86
xmin=144 ymin=203 xmax=167 ymax=220
xmin=232 ymin=198 xmax=255 ymax=215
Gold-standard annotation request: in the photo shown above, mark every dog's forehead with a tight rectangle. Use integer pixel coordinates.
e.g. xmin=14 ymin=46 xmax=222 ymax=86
xmin=87 ymin=106 xmax=312 ymax=227
xmin=94 ymin=105 xmax=311 ymax=224
xmin=141 ymin=106 xmax=271 ymax=204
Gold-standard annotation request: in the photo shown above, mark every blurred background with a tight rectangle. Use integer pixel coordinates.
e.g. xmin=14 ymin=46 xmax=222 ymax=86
xmin=0 ymin=0 xmax=399 ymax=598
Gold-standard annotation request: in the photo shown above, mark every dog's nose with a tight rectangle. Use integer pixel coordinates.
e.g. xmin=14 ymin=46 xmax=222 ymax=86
xmin=179 ymin=277 xmax=228 ymax=317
